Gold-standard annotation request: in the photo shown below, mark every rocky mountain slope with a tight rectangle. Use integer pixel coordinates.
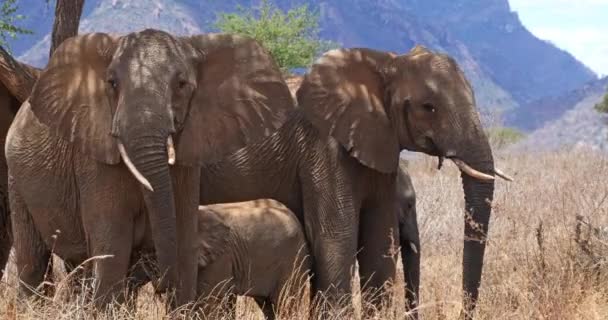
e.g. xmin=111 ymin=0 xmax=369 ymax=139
xmin=511 ymin=89 xmax=608 ymax=153
xmin=7 ymin=0 xmax=599 ymax=132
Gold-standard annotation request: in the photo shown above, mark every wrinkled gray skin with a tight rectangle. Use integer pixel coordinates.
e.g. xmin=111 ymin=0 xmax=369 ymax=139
xmin=0 ymin=83 xmax=19 ymax=280
xmin=198 ymin=46 xmax=494 ymax=319
xmin=5 ymin=29 xmax=290 ymax=308
xmin=194 ymin=199 xmax=310 ymax=320
xmin=130 ymin=170 xmax=418 ymax=319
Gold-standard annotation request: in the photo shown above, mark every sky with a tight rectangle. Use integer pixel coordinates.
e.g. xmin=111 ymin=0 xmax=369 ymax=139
xmin=509 ymin=0 xmax=608 ymax=77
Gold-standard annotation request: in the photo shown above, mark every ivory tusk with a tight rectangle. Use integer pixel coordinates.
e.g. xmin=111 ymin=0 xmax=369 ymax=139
xmin=118 ymin=143 xmax=154 ymax=192
xmin=409 ymin=242 xmax=418 ymax=255
xmin=167 ymin=135 xmax=176 ymax=165
xmin=494 ymin=168 xmax=514 ymax=182
xmin=451 ymin=158 xmax=495 ymax=181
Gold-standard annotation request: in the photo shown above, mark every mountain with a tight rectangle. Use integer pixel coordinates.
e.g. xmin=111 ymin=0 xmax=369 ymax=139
xmin=508 ymin=77 xmax=608 ymax=131
xmin=511 ymin=80 xmax=608 ymax=153
xmin=6 ymin=0 xmax=599 ymax=130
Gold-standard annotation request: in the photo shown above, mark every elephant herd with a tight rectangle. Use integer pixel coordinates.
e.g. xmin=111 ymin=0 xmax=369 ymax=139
xmin=0 ymin=28 xmax=511 ymax=319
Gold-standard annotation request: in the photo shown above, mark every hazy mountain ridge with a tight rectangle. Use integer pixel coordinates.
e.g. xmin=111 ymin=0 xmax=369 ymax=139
xmin=511 ymin=86 xmax=608 ymax=153
xmin=6 ymin=0 xmax=600 ymax=135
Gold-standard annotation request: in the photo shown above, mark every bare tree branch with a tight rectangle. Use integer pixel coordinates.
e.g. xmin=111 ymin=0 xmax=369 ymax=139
xmin=50 ymin=0 xmax=84 ymax=57
xmin=0 ymin=0 xmax=85 ymax=103
xmin=0 ymin=45 xmax=40 ymax=103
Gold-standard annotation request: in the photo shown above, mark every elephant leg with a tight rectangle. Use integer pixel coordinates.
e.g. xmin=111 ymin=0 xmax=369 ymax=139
xmin=254 ymin=296 xmax=276 ymax=320
xmin=357 ymin=198 xmax=399 ymax=315
xmin=9 ymin=178 xmax=52 ymax=297
xmin=301 ymin=177 xmax=359 ymax=311
xmin=80 ymin=173 xmax=139 ymax=308
xmin=400 ymin=218 xmax=420 ymax=318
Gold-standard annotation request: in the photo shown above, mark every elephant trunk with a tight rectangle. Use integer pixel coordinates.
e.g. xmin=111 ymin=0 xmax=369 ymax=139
xmin=119 ymin=134 xmax=178 ymax=292
xmin=458 ymin=144 xmax=495 ymax=319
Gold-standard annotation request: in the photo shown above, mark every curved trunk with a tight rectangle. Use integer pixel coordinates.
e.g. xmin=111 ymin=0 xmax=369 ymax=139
xmin=122 ymin=136 xmax=178 ymax=291
xmin=460 ymin=147 xmax=495 ymax=319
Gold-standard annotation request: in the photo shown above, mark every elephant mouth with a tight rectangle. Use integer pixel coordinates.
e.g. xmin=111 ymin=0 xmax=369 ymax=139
xmin=116 ymin=135 xmax=177 ymax=193
xmin=426 ymin=137 xmax=513 ymax=182
xmin=442 ymin=155 xmax=513 ymax=182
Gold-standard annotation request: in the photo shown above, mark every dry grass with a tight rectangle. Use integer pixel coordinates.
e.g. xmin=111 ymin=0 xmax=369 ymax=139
xmin=1 ymin=148 xmax=607 ymax=319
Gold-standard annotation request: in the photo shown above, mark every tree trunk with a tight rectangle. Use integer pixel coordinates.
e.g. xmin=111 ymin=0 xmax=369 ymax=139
xmin=0 ymin=46 xmax=39 ymax=103
xmin=50 ymin=0 xmax=85 ymax=57
xmin=0 ymin=0 xmax=84 ymax=103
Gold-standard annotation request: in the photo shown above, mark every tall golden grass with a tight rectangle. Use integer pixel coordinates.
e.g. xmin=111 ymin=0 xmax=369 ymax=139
xmin=0 ymin=147 xmax=607 ymax=319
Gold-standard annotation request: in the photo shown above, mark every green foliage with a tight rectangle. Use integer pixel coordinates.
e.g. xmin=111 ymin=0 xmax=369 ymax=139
xmin=0 ymin=0 xmax=32 ymax=51
xmin=215 ymin=0 xmax=336 ymax=72
xmin=487 ymin=126 xmax=526 ymax=148
xmin=594 ymin=92 xmax=608 ymax=114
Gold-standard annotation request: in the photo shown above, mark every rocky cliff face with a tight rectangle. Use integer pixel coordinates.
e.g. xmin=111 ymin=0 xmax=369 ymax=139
xmin=8 ymin=0 xmax=599 ymax=131
xmin=512 ymin=78 xmax=608 ymax=152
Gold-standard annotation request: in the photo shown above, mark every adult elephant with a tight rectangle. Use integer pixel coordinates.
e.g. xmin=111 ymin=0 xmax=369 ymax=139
xmin=5 ymin=29 xmax=292 ymax=307
xmin=198 ymin=46 xmax=509 ymax=317
xmin=0 ymin=59 xmax=39 ymax=281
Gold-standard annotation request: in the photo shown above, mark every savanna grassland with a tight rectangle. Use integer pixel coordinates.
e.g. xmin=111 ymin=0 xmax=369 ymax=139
xmin=0 ymin=147 xmax=607 ymax=319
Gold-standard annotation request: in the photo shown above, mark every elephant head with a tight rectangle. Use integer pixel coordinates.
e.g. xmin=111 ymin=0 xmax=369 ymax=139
xmin=28 ymin=29 xmax=292 ymax=292
xmin=297 ymin=46 xmax=510 ymax=315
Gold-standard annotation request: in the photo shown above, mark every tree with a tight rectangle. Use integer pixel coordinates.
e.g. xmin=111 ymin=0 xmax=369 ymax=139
xmin=215 ymin=0 xmax=335 ymax=72
xmin=50 ymin=0 xmax=84 ymax=57
xmin=0 ymin=0 xmax=33 ymax=51
xmin=0 ymin=0 xmax=84 ymax=103
xmin=594 ymin=91 xmax=608 ymax=114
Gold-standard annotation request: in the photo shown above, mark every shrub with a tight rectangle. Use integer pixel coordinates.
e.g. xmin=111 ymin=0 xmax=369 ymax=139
xmin=215 ymin=0 xmax=336 ymax=73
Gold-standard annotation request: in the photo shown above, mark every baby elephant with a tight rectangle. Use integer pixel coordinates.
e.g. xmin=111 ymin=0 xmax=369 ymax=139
xmin=195 ymin=199 xmax=310 ymax=319
xmin=397 ymin=165 xmax=421 ymax=314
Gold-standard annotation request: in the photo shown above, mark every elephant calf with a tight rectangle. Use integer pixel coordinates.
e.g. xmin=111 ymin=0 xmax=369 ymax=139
xmin=396 ymin=164 xmax=421 ymax=314
xmin=133 ymin=199 xmax=311 ymax=319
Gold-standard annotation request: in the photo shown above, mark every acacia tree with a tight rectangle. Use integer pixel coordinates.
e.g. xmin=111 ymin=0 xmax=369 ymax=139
xmin=0 ymin=0 xmax=84 ymax=102
xmin=215 ymin=0 xmax=335 ymax=73
xmin=0 ymin=0 xmax=32 ymax=50
xmin=595 ymin=92 xmax=608 ymax=114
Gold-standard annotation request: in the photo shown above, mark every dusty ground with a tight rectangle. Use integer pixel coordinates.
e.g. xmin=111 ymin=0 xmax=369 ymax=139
xmin=1 ymin=147 xmax=607 ymax=319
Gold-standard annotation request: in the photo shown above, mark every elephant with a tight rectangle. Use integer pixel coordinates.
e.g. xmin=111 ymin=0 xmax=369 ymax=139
xmin=395 ymin=162 xmax=421 ymax=315
xmin=0 ymin=83 xmax=20 ymax=280
xmin=4 ymin=29 xmax=293 ymax=307
xmin=189 ymin=199 xmax=311 ymax=320
xmin=195 ymin=45 xmax=509 ymax=317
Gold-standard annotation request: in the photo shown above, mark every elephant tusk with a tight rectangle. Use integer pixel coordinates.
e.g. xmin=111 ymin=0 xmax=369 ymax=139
xmin=167 ymin=135 xmax=176 ymax=165
xmin=409 ymin=242 xmax=418 ymax=255
xmin=451 ymin=158 xmax=495 ymax=181
xmin=494 ymin=168 xmax=514 ymax=182
xmin=118 ymin=142 xmax=154 ymax=192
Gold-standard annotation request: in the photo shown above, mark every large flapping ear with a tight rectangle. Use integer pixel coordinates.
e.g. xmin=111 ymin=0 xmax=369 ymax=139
xmin=297 ymin=48 xmax=400 ymax=173
xmin=29 ymin=33 xmax=120 ymax=164
xmin=178 ymin=33 xmax=294 ymax=165
xmin=197 ymin=206 xmax=231 ymax=268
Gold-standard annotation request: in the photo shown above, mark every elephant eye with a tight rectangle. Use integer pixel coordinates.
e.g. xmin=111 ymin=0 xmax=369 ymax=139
xmin=177 ymin=79 xmax=188 ymax=90
xmin=107 ymin=78 xmax=118 ymax=90
xmin=422 ymin=103 xmax=436 ymax=113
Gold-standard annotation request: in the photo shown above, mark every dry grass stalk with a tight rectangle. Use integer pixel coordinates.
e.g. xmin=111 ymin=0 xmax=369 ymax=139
xmin=0 ymin=148 xmax=607 ymax=319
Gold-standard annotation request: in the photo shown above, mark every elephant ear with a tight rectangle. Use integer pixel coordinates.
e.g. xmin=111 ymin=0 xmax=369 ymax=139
xmin=297 ymin=48 xmax=400 ymax=173
xmin=29 ymin=33 xmax=120 ymax=164
xmin=197 ymin=206 xmax=231 ymax=268
xmin=178 ymin=33 xmax=294 ymax=165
